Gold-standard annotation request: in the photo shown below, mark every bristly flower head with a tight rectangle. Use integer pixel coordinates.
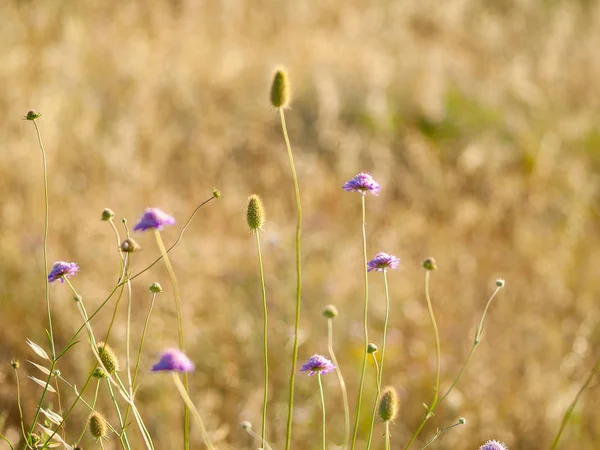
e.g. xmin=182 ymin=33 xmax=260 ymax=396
xmin=247 ymin=194 xmax=266 ymax=231
xmin=88 ymin=412 xmax=108 ymax=441
xmin=378 ymin=386 xmax=399 ymax=422
xmin=151 ymin=349 xmax=195 ymax=372
xmin=48 ymin=261 xmax=79 ymax=284
xmin=342 ymin=172 xmax=381 ymax=196
xmin=367 ymin=252 xmax=400 ymax=272
xmin=270 ymin=67 xmax=291 ymax=108
xmin=479 ymin=441 xmax=508 ymax=450
xmin=133 ymin=208 xmax=175 ymax=232
xmin=300 ymin=354 xmax=336 ymax=376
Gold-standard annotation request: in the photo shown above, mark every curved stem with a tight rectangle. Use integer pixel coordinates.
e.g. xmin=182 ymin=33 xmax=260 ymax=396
xmin=351 ymin=195 xmax=369 ymax=450
xmin=317 ymin=374 xmax=327 ymax=450
xmin=327 ymin=319 xmax=349 ymax=450
xmin=420 ymin=419 xmax=463 ymax=449
xmin=172 ymin=373 xmax=215 ymax=450
xmin=280 ymin=107 xmax=303 ymax=450
xmin=254 ymin=231 xmax=269 ymax=445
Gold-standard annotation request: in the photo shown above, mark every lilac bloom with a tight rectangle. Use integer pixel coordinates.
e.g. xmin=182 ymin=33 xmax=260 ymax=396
xmin=300 ymin=354 xmax=336 ymax=376
xmin=151 ymin=349 xmax=195 ymax=372
xmin=342 ymin=172 xmax=381 ymax=196
xmin=367 ymin=252 xmax=400 ymax=272
xmin=48 ymin=261 xmax=79 ymax=284
xmin=133 ymin=208 xmax=176 ymax=232
xmin=479 ymin=441 xmax=508 ymax=450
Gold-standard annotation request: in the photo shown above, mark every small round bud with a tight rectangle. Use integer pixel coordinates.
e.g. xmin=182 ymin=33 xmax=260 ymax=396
xmin=149 ymin=282 xmax=163 ymax=293
xmin=24 ymin=110 xmax=42 ymax=120
xmin=10 ymin=358 xmax=20 ymax=369
xmin=212 ymin=188 xmax=221 ymax=199
xmin=120 ymin=238 xmax=141 ymax=253
xmin=496 ymin=279 xmax=505 ymax=288
xmin=52 ymin=369 xmax=61 ymax=377
xmin=247 ymin=194 xmax=266 ymax=230
xmin=378 ymin=386 xmax=399 ymax=422
xmin=74 ymin=294 xmax=82 ymax=302
xmin=367 ymin=343 xmax=378 ymax=354
xmin=422 ymin=257 xmax=437 ymax=271
xmin=270 ymin=67 xmax=291 ymax=108
xmin=29 ymin=434 xmax=41 ymax=445
xmin=459 ymin=417 xmax=467 ymax=425
xmin=322 ymin=305 xmax=338 ymax=319
xmin=240 ymin=420 xmax=252 ymax=431
xmin=97 ymin=342 xmax=119 ymax=374
xmin=101 ymin=208 xmax=114 ymax=221
xmin=121 ymin=218 xmax=127 ymax=224
xmin=88 ymin=412 xmax=108 ymax=440
xmin=92 ymin=367 xmax=107 ymax=379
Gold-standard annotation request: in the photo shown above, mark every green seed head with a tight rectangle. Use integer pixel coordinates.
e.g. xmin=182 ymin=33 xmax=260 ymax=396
xmin=97 ymin=342 xmax=119 ymax=373
xmin=92 ymin=367 xmax=107 ymax=379
xmin=240 ymin=420 xmax=252 ymax=431
xmin=24 ymin=110 xmax=42 ymax=120
xmin=212 ymin=187 xmax=222 ymax=199
xmin=101 ymin=208 xmax=114 ymax=221
xmin=270 ymin=67 xmax=290 ymax=108
xmin=422 ymin=257 xmax=437 ymax=271
xmin=149 ymin=282 xmax=163 ymax=293
xmin=322 ymin=304 xmax=339 ymax=319
xmin=10 ymin=358 xmax=20 ymax=369
xmin=378 ymin=386 xmax=399 ymax=422
xmin=247 ymin=194 xmax=266 ymax=231
xmin=88 ymin=412 xmax=108 ymax=440
xmin=367 ymin=343 xmax=378 ymax=354
xmin=496 ymin=279 xmax=505 ymax=288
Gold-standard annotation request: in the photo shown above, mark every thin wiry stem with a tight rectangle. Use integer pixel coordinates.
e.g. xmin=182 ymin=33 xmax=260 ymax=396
xmin=351 ymin=194 xmax=369 ymax=450
xmin=327 ymin=318 xmax=349 ymax=450
xmin=13 ymin=367 xmax=27 ymax=444
xmin=172 ymin=373 xmax=215 ymax=450
xmin=385 ymin=422 xmax=391 ymax=450
xmin=551 ymin=356 xmax=600 ymax=449
xmin=317 ymin=373 xmax=327 ymax=450
xmin=254 ymin=231 xmax=269 ymax=444
xmin=403 ymin=271 xmax=440 ymax=450
xmin=279 ymin=107 xmax=303 ymax=450
xmin=0 ymin=434 xmax=14 ymax=450
xmin=106 ymin=379 xmax=131 ymax=450
xmin=420 ymin=419 xmax=464 ymax=449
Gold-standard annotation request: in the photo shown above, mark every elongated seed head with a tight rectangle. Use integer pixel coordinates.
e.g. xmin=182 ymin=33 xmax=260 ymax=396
xmin=378 ymin=386 xmax=399 ymax=422
xmin=247 ymin=194 xmax=265 ymax=230
xmin=97 ymin=342 xmax=119 ymax=373
xmin=88 ymin=412 xmax=108 ymax=440
xmin=270 ymin=68 xmax=290 ymax=108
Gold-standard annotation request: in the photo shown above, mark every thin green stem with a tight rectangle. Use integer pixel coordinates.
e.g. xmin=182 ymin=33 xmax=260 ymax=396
xmin=403 ymin=271 xmax=440 ymax=450
xmin=243 ymin=426 xmax=274 ymax=450
xmin=106 ymin=379 xmax=131 ymax=450
xmin=254 ymin=231 xmax=269 ymax=444
xmin=13 ymin=367 xmax=27 ymax=444
xmin=385 ymin=422 xmax=390 ymax=450
xmin=154 ymin=230 xmax=189 ymax=450
xmin=279 ymin=107 xmax=303 ymax=450
xmin=132 ymin=292 xmax=158 ymax=388
xmin=53 ymin=377 xmax=66 ymax=441
xmin=551 ymin=356 xmax=600 ymax=449
xmin=327 ymin=318 xmax=349 ymax=450
xmin=172 ymin=373 xmax=215 ymax=450
xmin=0 ymin=433 xmax=14 ymax=450
xmin=76 ymin=379 xmax=102 ymax=444
xmin=317 ymin=373 xmax=327 ymax=450
xmin=125 ymin=278 xmax=133 ymax=392
xmin=351 ymin=194 xmax=369 ymax=450
xmin=420 ymin=420 xmax=464 ymax=450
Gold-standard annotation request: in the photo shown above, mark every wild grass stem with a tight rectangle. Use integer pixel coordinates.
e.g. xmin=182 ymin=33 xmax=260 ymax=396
xmin=326 ymin=316 xmax=349 ymax=450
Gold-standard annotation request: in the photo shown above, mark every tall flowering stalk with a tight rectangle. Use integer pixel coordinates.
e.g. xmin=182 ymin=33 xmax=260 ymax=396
xmin=270 ymin=67 xmax=303 ymax=450
xmin=365 ymin=252 xmax=399 ymax=450
xmin=247 ymin=194 xmax=269 ymax=445
xmin=343 ymin=172 xmax=381 ymax=450
xmin=377 ymin=387 xmax=398 ymax=450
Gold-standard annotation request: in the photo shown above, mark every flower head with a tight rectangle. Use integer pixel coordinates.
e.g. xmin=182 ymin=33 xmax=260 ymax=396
xmin=479 ymin=441 xmax=508 ymax=450
xmin=48 ymin=261 xmax=79 ymax=284
xmin=378 ymin=386 xmax=399 ymax=422
xmin=342 ymin=172 xmax=381 ymax=196
xmin=300 ymin=354 xmax=335 ymax=376
xmin=367 ymin=252 xmax=400 ymax=272
xmin=151 ymin=349 xmax=195 ymax=372
xmin=88 ymin=412 xmax=108 ymax=441
xmin=133 ymin=208 xmax=175 ymax=232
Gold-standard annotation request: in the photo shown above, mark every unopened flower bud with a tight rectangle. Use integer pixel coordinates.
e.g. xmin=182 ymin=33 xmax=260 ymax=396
xmin=422 ymin=257 xmax=437 ymax=271
xmin=247 ymin=194 xmax=266 ymax=231
xmin=97 ymin=342 xmax=119 ymax=373
xmin=120 ymin=238 xmax=141 ymax=253
xmin=367 ymin=343 xmax=378 ymax=354
xmin=149 ymin=282 xmax=163 ymax=293
xmin=101 ymin=208 xmax=114 ymax=221
xmin=270 ymin=67 xmax=290 ymax=108
xmin=496 ymin=279 xmax=505 ymax=288
xmin=212 ymin=188 xmax=221 ymax=199
xmin=24 ymin=110 xmax=42 ymax=120
xmin=322 ymin=305 xmax=339 ymax=319
xmin=10 ymin=358 xmax=20 ymax=369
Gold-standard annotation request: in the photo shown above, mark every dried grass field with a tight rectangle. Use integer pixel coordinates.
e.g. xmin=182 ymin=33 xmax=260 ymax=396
xmin=1 ymin=1 xmax=600 ymax=449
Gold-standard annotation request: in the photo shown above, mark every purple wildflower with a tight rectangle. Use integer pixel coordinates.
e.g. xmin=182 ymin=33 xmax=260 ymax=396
xmin=300 ymin=354 xmax=336 ymax=376
xmin=367 ymin=252 xmax=400 ymax=272
xmin=151 ymin=349 xmax=195 ymax=372
xmin=479 ymin=441 xmax=508 ymax=450
xmin=133 ymin=208 xmax=176 ymax=232
xmin=342 ymin=172 xmax=381 ymax=196
xmin=48 ymin=261 xmax=79 ymax=284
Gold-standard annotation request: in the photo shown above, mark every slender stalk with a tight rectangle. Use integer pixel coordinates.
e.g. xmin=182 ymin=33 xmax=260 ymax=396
xmin=75 ymin=379 xmax=102 ymax=444
xmin=351 ymin=194 xmax=369 ymax=450
xmin=243 ymin=425 xmax=274 ymax=450
xmin=317 ymin=374 xmax=327 ymax=450
xmin=125 ymin=278 xmax=133 ymax=392
xmin=279 ymin=107 xmax=303 ymax=450
xmin=420 ymin=419 xmax=464 ymax=450
xmin=327 ymin=318 xmax=349 ymax=450
xmin=53 ymin=377 xmax=66 ymax=441
xmin=403 ymin=271 xmax=440 ymax=450
xmin=12 ymin=367 xmax=27 ymax=443
xmin=0 ymin=434 xmax=14 ymax=450
xmin=366 ymin=270 xmax=391 ymax=450
xmin=253 ymin=231 xmax=269 ymax=444
xmin=385 ymin=422 xmax=390 ymax=450
xmin=154 ymin=230 xmax=189 ymax=450
xmin=172 ymin=373 xmax=215 ymax=450
xmin=551 ymin=356 xmax=600 ymax=449
xmin=106 ymin=379 xmax=131 ymax=450
xmin=132 ymin=292 xmax=158 ymax=388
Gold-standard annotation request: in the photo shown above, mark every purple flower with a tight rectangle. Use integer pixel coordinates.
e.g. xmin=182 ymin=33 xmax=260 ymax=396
xmin=342 ymin=172 xmax=381 ymax=196
xmin=479 ymin=441 xmax=508 ymax=450
xmin=133 ymin=208 xmax=176 ymax=232
xmin=151 ymin=349 xmax=195 ymax=372
xmin=300 ymin=354 xmax=336 ymax=376
xmin=367 ymin=252 xmax=400 ymax=272
xmin=48 ymin=261 xmax=79 ymax=284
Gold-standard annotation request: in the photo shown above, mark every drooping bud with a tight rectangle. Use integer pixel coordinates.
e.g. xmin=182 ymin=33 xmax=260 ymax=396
xmin=11 ymin=358 xmax=20 ymax=369
xmin=422 ymin=257 xmax=437 ymax=271
xmin=101 ymin=208 xmax=114 ymax=221
xmin=88 ymin=412 xmax=108 ymax=440
xmin=322 ymin=305 xmax=339 ymax=319
xmin=120 ymin=238 xmax=141 ymax=253
xmin=270 ymin=67 xmax=290 ymax=108
xmin=246 ymin=194 xmax=266 ymax=231
xmin=367 ymin=343 xmax=378 ymax=354
xmin=378 ymin=386 xmax=399 ymax=422
xmin=149 ymin=282 xmax=163 ymax=293
xmin=24 ymin=110 xmax=42 ymax=120
xmin=97 ymin=342 xmax=119 ymax=374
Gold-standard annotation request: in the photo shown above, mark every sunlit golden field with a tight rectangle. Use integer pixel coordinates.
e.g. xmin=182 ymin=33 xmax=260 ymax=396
xmin=1 ymin=1 xmax=600 ymax=449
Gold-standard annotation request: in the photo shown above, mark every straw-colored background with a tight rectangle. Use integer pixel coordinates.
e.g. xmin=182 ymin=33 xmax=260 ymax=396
xmin=1 ymin=1 xmax=599 ymax=449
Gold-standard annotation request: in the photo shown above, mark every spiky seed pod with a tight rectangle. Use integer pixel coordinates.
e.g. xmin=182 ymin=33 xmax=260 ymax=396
xmin=270 ymin=68 xmax=290 ymax=108
xmin=378 ymin=386 xmax=399 ymax=422
xmin=422 ymin=257 xmax=437 ymax=271
xmin=322 ymin=305 xmax=339 ymax=319
xmin=247 ymin=194 xmax=265 ymax=231
xmin=367 ymin=343 xmax=378 ymax=354
xmin=120 ymin=237 xmax=141 ymax=253
xmin=88 ymin=412 xmax=108 ymax=440
xmin=97 ymin=342 xmax=119 ymax=373
xmin=101 ymin=208 xmax=114 ymax=221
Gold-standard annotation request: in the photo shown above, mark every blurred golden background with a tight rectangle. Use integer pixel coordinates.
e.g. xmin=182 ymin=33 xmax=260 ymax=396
xmin=1 ymin=0 xmax=600 ymax=449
